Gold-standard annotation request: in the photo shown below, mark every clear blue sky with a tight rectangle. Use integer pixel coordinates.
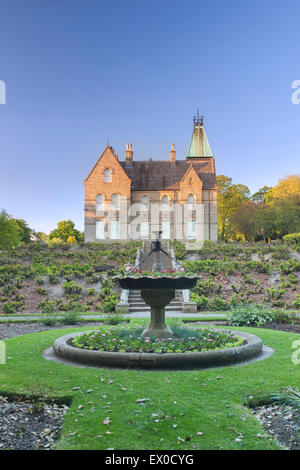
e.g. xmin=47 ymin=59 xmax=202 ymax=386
xmin=0 ymin=0 xmax=300 ymax=233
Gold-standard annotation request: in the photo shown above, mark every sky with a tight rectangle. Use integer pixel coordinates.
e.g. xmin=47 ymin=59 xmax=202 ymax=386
xmin=0 ymin=0 xmax=300 ymax=234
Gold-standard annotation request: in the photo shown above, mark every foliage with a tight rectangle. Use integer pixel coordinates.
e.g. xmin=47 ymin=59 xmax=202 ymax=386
xmin=49 ymin=220 xmax=83 ymax=243
xmin=271 ymin=386 xmax=300 ymax=410
xmin=72 ymin=326 xmax=242 ymax=353
xmin=61 ymin=312 xmax=80 ymax=325
xmin=41 ymin=314 xmax=58 ymax=326
xmin=228 ymin=305 xmax=273 ymax=326
xmin=216 ymin=175 xmax=250 ymax=240
xmin=0 ymin=209 xmax=20 ymax=249
xmin=190 ymin=293 xmax=210 ymax=310
xmin=102 ymin=314 xmax=129 ymax=325
xmin=14 ymin=219 xmax=31 ymax=244
xmin=283 ymin=232 xmax=300 ymax=245
xmin=169 ymin=240 xmax=187 ymax=260
xmin=63 ymin=281 xmax=82 ymax=295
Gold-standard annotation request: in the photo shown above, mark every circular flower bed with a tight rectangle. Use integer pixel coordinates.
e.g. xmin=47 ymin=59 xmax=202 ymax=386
xmin=71 ymin=326 xmax=244 ymax=354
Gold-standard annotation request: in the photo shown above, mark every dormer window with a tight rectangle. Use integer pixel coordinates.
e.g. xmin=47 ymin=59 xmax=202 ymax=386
xmin=104 ymin=168 xmax=112 ymax=182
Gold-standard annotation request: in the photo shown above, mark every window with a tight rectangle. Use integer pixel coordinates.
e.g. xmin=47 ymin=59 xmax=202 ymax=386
xmin=96 ymin=220 xmax=105 ymax=239
xmin=110 ymin=193 xmax=119 ymax=210
xmin=161 ymin=195 xmax=169 ymax=211
xmin=161 ymin=220 xmax=170 ymax=239
xmin=187 ymin=220 xmax=196 ymax=239
xmin=140 ymin=221 xmax=149 ymax=239
xmin=187 ymin=194 xmax=195 ymax=211
xmin=110 ymin=220 xmax=120 ymax=239
xmin=96 ymin=194 xmax=104 ymax=212
xmin=141 ymin=195 xmax=149 ymax=211
xmin=104 ymin=168 xmax=112 ymax=182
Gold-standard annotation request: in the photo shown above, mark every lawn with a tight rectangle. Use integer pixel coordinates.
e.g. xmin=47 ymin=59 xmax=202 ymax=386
xmin=0 ymin=322 xmax=299 ymax=450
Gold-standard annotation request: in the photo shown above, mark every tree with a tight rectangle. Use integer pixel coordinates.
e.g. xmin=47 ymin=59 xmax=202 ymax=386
xmin=251 ymin=186 xmax=272 ymax=204
xmin=254 ymin=205 xmax=277 ymax=241
xmin=0 ymin=209 xmax=20 ymax=249
xmin=230 ymin=200 xmax=257 ymax=241
xmin=267 ymin=175 xmax=300 ymax=203
xmin=49 ymin=220 xmax=82 ymax=242
xmin=14 ymin=219 xmax=31 ymax=244
xmin=217 ymin=175 xmax=250 ymax=240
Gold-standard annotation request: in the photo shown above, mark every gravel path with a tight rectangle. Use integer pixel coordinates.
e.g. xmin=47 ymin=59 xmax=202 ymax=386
xmin=0 ymin=322 xmax=103 ymax=340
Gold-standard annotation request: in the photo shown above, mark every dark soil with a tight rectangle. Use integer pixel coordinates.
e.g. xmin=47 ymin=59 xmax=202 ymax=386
xmin=252 ymin=404 xmax=300 ymax=450
xmin=262 ymin=322 xmax=300 ymax=333
xmin=0 ymin=396 xmax=68 ymax=450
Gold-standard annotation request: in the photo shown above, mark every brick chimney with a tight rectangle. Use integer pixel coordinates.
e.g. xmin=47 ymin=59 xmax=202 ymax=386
xmin=170 ymin=143 xmax=176 ymax=162
xmin=125 ymin=143 xmax=133 ymax=162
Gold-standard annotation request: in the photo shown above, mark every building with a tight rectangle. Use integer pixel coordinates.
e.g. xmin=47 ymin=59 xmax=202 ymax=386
xmin=84 ymin=114 xmax=217 ymax=245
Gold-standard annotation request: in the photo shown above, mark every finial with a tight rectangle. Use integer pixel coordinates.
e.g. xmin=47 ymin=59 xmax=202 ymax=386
xmin=193 ymin=110 xmax=204 ymax=126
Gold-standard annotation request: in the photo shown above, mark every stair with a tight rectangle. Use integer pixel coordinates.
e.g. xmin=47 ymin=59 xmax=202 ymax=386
xmin=128 ymin=289 xmax=183 ymax=313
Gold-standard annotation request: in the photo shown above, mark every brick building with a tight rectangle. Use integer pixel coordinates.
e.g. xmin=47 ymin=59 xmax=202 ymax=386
xmin=84 ymin=114 xmax=217 ymax=245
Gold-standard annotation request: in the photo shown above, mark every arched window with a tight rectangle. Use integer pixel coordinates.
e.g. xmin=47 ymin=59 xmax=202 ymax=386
xmin=141 ymin=195 xmax=149 ymax=211
xmin=96 ymin=194 xmax=104 ymax=212
xmin=187 ymin=194 xmax=195 ymax=210
xmin=110 ymin=193 xmax=119 ymax=210
xmin=104 ymin=168 xmax=112 ymax=182
xmin=161 ymin=195 xmax=169 ymax=211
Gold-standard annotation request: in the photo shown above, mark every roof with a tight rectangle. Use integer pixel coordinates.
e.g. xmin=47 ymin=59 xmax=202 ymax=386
xmin=187 ymin=118 xmax=213 ymax=158
xmin=120 ymin=159 xmax=216 ymax=191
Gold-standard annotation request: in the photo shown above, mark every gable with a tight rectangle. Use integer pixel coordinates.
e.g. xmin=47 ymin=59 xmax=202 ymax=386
xmin=85 ymin=145 xmax=131 ymax=200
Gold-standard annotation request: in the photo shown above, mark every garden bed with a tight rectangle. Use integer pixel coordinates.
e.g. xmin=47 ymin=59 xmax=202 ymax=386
xmin=252 ymin=404 xmax=299 ymax=450
xmin=52 ymin=329 xmax=263 ymax=369
xmin=0 ymin=396 xmax=68 ymax=450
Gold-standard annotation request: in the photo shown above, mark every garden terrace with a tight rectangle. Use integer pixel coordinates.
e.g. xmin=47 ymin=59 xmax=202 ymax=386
xmin=0 ymin=242 xmax=140 ymax=314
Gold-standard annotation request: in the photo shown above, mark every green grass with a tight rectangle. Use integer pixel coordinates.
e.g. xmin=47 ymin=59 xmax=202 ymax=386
xmin=0 ymin=323 xmax=299 ymax=450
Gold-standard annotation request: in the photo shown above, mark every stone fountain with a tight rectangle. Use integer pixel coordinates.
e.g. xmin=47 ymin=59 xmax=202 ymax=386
xmin=117 ymin=233 xmax=198 ymax=338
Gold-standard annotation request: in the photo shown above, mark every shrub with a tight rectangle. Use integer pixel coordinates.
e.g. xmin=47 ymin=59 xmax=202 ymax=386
xmin=283 ymin=233 xmax=300 ymax=245
xmin=293 ymin=294 xmax=300 ymax=309
xmin=102 ymin=314 xmax=128 ymax=325
xmin=190 ymin=293 xmax=210 ymax=310
xmin=103 ymin=299 xmax=118 ymax=313
xmin=39 ymin=300 xmax=55 ymax=313
xmin=36 ymin=288 xmax=47 ymax=295
xmin=87 ymin=288 xmax=97 ymax=296
xmin=2 ymin=301 xmax=16 ymax=313
xmin=228 ymin=305 xmax=273 ymax=326
xmin=41 ymin=315 xmax=58 ymax=326
xmin=211 ymin=296 xmax=230 ymax=311
xmin=61 ymin=313 xmax=80 ymax=325
xmin=63 ymin=281 xmax=82 ymax=295
xmin=272 ymin=309 xmax=297 ymax=324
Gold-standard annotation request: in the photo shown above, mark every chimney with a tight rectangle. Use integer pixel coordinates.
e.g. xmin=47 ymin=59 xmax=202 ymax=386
xmin=170 ymin=143 xmax=176 ymax=162
xmin=125 ymin=142 xmax=133 ymax=162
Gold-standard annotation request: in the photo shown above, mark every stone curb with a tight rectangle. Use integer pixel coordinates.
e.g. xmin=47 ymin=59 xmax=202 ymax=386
xmin=53 ymin=330 xmax=263 ymax=370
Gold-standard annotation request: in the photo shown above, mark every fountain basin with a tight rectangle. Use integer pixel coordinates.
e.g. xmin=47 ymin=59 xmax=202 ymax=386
xmin=52 ymin=330 xmax=264 ymax=369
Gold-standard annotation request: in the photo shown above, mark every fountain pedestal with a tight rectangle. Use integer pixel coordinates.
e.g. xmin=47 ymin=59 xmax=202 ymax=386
xmin=141 ymin=289 xmax=175 ymax=338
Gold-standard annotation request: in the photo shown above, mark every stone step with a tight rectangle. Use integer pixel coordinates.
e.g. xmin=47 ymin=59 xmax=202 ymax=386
xmin=129 ymin=301 xmax=183 ymax=307
xmin=128 ymin=306 xmax=183 ymax=312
